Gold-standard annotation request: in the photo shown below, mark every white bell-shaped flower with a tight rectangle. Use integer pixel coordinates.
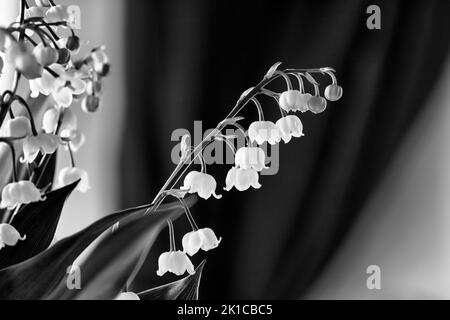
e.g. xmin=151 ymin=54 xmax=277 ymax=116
xmin=156 ymin=250 xmax=195 ymax=276
xmin=57 ymin=167 xmax=91 ymax=193
xmin=2 ymin=116 xmax=32 ymax=138
xmin=52 ymin=71 xmax=86 ymax=108
xmin=42 ymin=107 xmax=77 ymax=133
xmin=29 ymin=66 xmax=60 ymax=98
xmin=182 ymin=228 xmax=221 ymax=256
xmin=61 ymin=129 xmax=85 ymax=152
xmin=0 ymin=223 xmax=26 ymax=250
xmin=115 ymin=292 xmax=140 ymax=300
xmin=0 ymin=181 xmax=44 ymax=210
xmin=276 ymin=115 xmax=304 ymax=143
xmin=182 ymin=171 xmax=222 ymax=200
xmin=279 ymin=90 xmax=302 ymax=112
xmin=224 ymin=166 xmax=261 ymax=192
xmin=235 ymin=147 xmax=267 ymax=172
xmin=33 ymin=43 xmax=59 ymax=67
xmin=45 ymin=5 xmax=69 ymax=23
xmin=247 ymin=121 xmax=281 ymax=145
xmin=21 ymin=133 xmax=61 ymax=163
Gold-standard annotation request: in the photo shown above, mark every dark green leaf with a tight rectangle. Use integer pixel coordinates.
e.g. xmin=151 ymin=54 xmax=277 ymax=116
xmin=48 ymin=206 xmax=188 ymax=300
xmin=138 ymin=260 xmax=206 ymax=300
xmin=0 ymin=196 xmax=197 ymax=300
xmin=0 ymin=180 xmax=78 ymax=269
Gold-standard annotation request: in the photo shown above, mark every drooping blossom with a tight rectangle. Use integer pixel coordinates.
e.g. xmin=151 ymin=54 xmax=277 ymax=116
xmin=52 ymin=70 xmax=86 ymax=108
xmin=224 ymin=166 xmax=261 ymax=192
xmin=42 ymin=107 xmax=77 ymax=133
xmin=21 ymin=133 xmax=61 ymax=163
xmin=247 ymin=121 xmax=281 ymax=145
xmin=0 ymin=181 xmax=44 ymax=210
xmin=61 ymin=129 xmax=85 ymax=152
xmin=2 ymin=116 xmax=32 ymax=138
xmin=156 ymin=250 xmax=195 ymax=276
xmin=182 ymin=227 xmax=221 ymax=256
xmin=234 ymin=146 xmax=267 ymax=172
xmin=0 ymin=224 xmax=26 ymax=250
xmin=57 ymin=167 xmax=91 ymax=193
xmin=276 ymin=115 xmax=304 ymax=143
xmin=182 ymin=171 xmax=222 ymax=200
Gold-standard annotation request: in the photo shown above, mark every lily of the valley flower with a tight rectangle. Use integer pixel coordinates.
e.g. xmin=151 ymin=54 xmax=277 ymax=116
xmin=0 ymin=224 xmax=26 ymax=250
xmin=0 ymin=181 xmax=44 ymax=210
xmin=3 ymin=116 xmax=32 ymax=138
xmin=276 ymin=115 xmax=304 ymax=143
xmin=247 ymin=121 xmax=281 ymax=145
xmin=279 ymin=90 xmax=311 ymax=113
xmin=45 ymin=5 xmax=69 ymax=23
xmin=182 ymin=171 xmax=222 ymax=200
xmin=182 ymin=227 xmax=221 ymax=256
xmin=156 ymin=250 xmax=195 ymax=276
xmin=61 ymin=129 xmax=85 ymax=152
xmin=224 ymin=166 xmax=261 ymax=192
xmin=52 ymin=71 xmax=86 ymax=108
xmin=10 ymin=45 xmax=43 ymax=80
xmin=33 ymin=43 xmax=59 ymax=67
xmin=235 ymin=147 xmax=267 ymax=171
xmin=42 ymin=107 xmax=77 ymax=133
xmin=57 ymin=167 xmax=91 ymax=192
xmin=115 ymin=292 xmax=140 ymax=300
xmin=29 ymin=67 xmax=58 ymax=98
xmin=21 ymin=133 xmax=61 ymax=163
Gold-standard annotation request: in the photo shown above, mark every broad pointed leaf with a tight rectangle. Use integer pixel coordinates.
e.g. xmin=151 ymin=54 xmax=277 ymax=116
xmin=0 ymin=196 xmax=197 ymax=300
xmin=0 ymin=180 xmax=79 ymax=269
xmin=138 ymin=260 xmax=206 ymax=300
xmin=48 ymin=207 xmax=187 ymax=300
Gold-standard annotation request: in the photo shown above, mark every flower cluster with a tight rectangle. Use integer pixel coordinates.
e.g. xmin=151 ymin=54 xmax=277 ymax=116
xmin=152 ymin=64 xmax=342 ymax=277
xmin=0 ymin=0 xmax=109 ymax=249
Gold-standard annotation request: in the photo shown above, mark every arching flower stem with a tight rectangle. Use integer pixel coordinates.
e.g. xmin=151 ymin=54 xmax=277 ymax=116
xmin=151 ymin=67 xmax=328 ymax=204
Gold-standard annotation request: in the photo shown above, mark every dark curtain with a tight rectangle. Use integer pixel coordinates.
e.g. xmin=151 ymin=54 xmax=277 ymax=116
xmin=122 ymin=0 xmax=450 ymax=299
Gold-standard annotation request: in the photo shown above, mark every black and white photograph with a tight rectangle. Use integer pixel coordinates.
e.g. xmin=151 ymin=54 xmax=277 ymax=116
xmin=0 ymin=0 xmax=450 ymax=306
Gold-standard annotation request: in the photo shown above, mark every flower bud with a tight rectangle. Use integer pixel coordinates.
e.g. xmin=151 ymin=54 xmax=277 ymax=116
xmin=81 ymin=95 xmax=100 ymax=113
xmin=0 ymin=224 xmax=26 ymax=250
xmin=15 ymin=51 xmax=43 ymax=80
xmin=57 ymin=167 xmax=91 ymax=193
xmin=56 ymin=48 xmax=71 ymax=65
xmin=98 ymin=63 xmax=111 ymax=77
xmin=307 ymin=96 xmax=327 ymax=114
xmin=3 ymin=116 xmax=32 ymax=138
xmin=33 ymin=44 xmax=59 ymax=66
xmin=85 ymin=80 xmax=102 ymax=95
xmin=324 ymin=84 xmax=343 ymax=101
xmin=66 ymin=36 xmax=80 ymax=51
xmin=0 ymin=181 xmax=44 ymax=210
xmin=156 ymin=251 xmax=195 ymax=276
xmin=182 ymin=228 xmax=221 ymax=256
